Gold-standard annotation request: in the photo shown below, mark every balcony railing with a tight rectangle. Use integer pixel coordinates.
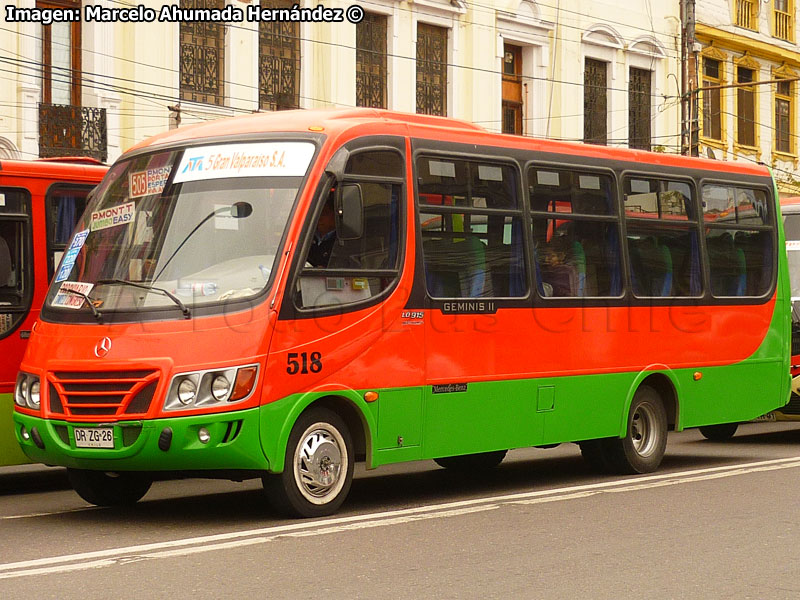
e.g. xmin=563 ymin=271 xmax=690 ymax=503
xmin=736 ymin=0 xmax=755 ymax=29
xmin=38 ymin=103 xmax=107 ymax=163
xmin=775 ymin=10 xmax=792 ymax=40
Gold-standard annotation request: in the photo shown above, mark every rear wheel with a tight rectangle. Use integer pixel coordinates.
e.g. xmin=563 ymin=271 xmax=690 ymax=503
xmin=698 ymin=423 xmax=739 ymax=441
xmin=66 ymin=469 xmax=152 ymax=506
xmin=263 ymin=408 xmax=354 ymax=518
xmin=434 ymin=450 xmax=507 ymax=471
xmin=603 ymin=385 xmax=668 ymax=474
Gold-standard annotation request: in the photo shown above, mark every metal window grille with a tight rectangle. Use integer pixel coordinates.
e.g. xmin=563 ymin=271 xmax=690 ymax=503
xmin=38 ymin=103 xmax=107 ymax=163
xmin=629 ymin=68 xmax=651 ymax=151
xmin=416 ymin=23 xmax=447 ymax=116
xmin=259 ymin=0 xmax=300 ymax=111
xmin=356 ymin=13 xmax=387 ymax=108
xmin=584 ymin=58 xmax=607 ymax=145
xmin=179 ymin=0 xmax=225 ymax=106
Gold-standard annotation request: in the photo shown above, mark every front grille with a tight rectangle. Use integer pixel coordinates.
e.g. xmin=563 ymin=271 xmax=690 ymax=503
xmin=48 ymin=370 xmax=160 ymax=417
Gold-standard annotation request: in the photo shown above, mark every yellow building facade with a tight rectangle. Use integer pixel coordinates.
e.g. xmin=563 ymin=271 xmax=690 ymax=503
xmin=696 ymin=0 xmax=800 ymax=195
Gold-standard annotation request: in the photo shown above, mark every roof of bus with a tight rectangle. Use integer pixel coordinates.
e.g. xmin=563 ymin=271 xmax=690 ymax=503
xmin=127 ymin=108 xmax=771 ymax=177
xmin=0 ymin=157 xmax=108 ymax=180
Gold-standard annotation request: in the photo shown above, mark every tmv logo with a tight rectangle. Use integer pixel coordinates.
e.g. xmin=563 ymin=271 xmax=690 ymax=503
xmin=182 ymin=156 xmax=204 ymax=173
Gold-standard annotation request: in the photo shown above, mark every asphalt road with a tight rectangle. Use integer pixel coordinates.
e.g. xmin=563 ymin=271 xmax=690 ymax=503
xmin=2 ymin=422 xmax=800 ymax=599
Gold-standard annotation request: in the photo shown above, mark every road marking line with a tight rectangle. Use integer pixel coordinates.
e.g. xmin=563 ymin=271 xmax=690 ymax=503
xmin=513 ymin=460 xmax=800 ymax=503
xmin=0 ymin=507 xmax=102 ymax=520
xmin=2 ymin=455 xmax=800 ymax=579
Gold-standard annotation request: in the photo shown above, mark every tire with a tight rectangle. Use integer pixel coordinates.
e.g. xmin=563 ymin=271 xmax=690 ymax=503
xmin=698 ymin=422 xmax=739 ymax=441
xmin=263 ymin=407 xmax=354 ymax=518
xmin=66 ymin=468 xmax=152 ymax=507
xmin=603 ymin=385 xmax=668 ymax=474
xmin=434 ymin=450 xmax=507 ymax=471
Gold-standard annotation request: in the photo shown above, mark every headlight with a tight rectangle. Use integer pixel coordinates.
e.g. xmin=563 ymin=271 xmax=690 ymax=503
xmin=14 ymin=373 xmax=27 ymax=407
xmin=210 ymin=375 xmax=231 ymax=401
xmin=164 ymin=364 xmax=259 ymax=411
xmin=14 ymin=373 xmax=41 ymax=410
xmin=28 ymin=380 xmax=40 ymax=409
xmin=177 ymin=377 xmax=198 ymax=405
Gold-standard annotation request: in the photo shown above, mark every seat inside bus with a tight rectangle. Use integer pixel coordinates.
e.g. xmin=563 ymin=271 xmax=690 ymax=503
xmin=629 ymin=236 xmax=674 ymax=296
xmin=708 ymin=232 xmax=746 ymax=296
xmin=423 ymin=227 xmax=489 ymax=298
xmin=736 ymin=230 xmax=774 ymax=296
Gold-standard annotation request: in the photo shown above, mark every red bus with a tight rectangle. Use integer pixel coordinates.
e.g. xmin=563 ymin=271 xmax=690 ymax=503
xmin=13 ymin=109 xmax=790 ymax=516
xmin=1 ymin=158 xmax=107 ymax=466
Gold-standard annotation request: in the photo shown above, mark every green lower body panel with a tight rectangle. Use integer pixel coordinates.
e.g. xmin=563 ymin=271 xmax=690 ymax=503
xmin=1 ymin=393 xmax=30 ymax=467
xmin=12 ymin=407 xmax=269 ymax=472
xmin=11 ymin=358 xmax=786 ymax=474
xmin=261 ymin=359 xmax=788 ymax=471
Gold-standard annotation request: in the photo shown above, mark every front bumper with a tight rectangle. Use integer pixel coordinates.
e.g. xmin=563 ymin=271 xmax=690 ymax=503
xmin=12 ymin=407 xmax=269 ymax=472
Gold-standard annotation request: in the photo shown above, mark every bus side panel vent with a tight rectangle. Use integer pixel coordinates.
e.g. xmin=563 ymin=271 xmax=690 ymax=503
xmin=222 ymin=420 xmax=243 ymax=444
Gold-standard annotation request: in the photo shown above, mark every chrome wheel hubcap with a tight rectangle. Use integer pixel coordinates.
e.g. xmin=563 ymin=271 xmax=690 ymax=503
xmin=294 ymin=424 xmax=347 ymax=504
xmin=631 ymin=402 xmax=658 ymax=457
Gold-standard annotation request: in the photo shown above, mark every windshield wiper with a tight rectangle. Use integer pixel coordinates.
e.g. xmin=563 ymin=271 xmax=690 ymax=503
xmin=61 ymin=289 xmax=103 ymax=322
xmin=97 ymin=278 xmax=191 ymax=319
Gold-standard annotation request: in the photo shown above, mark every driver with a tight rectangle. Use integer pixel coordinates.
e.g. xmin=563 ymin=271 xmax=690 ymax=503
xmin=307 ymin=198 xmax=336 ymax=267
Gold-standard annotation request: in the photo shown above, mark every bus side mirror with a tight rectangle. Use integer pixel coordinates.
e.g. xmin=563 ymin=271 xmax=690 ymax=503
xmin=335 ymin=183 xmax=364 ymax=240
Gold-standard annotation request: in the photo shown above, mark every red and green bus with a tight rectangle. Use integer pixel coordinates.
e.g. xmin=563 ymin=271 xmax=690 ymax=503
xmin=0 ymin=158 xmax=107 ymax=467
xmin=12 ymin=109 xmax=790 ymax=516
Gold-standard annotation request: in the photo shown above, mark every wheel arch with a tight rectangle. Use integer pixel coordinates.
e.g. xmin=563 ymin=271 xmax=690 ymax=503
xmin=269 ymin=389 xmax=374 ymax=474
xmin=619 ymin=368 xmax=680 ymax=437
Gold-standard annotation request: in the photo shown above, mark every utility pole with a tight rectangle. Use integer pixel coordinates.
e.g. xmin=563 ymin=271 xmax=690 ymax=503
xmin=681 ymin=0 xmax=699 ymax=156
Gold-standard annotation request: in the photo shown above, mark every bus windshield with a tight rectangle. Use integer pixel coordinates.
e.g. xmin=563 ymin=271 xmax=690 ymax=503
xmin=46 ymin=141 xmax=314 ymax=316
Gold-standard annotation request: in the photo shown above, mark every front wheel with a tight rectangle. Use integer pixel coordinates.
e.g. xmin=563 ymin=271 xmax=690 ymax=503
xmin=698 ymin=423 xmax=739 ymax=441
xmin=263 ymin=408 xmax=354 ymax=518
xmin=66 ymin=469 xmax=152 ymax=506
xmin=603 ymin=385 xmax=668 ymax=474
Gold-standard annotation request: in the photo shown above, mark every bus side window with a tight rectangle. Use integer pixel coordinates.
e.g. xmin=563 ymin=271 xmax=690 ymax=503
xmin=529 ymin=168 xmax=621 ymax=298
xmin=418 ymin=157 xmax=527 ymax=299
xmin=623 ymin=177 xmax=700 ymax=298
xmin=0 ymin=189 xmax=31 ymax=337
xmin=702 ymin=185 xmax=773 ymax=297
xmin=296 ymin=150 xmax=404 ymax=310
xmin=46 ymin=186 xmax=91 ymax=280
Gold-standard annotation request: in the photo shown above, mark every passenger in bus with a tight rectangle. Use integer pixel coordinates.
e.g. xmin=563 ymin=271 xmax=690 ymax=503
xmin=538 ymin=236 xmax=578 ymax=297
xmin=308 ymin=198 xmax=337 ymax=268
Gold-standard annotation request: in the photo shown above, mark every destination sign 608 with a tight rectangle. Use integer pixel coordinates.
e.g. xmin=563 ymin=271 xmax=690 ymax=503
xmin=5 ymin=3 xmax=366 ymax=24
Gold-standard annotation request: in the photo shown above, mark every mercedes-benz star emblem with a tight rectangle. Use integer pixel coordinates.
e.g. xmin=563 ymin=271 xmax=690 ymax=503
xmin=94 ymin=337 xmax=112 ymax=358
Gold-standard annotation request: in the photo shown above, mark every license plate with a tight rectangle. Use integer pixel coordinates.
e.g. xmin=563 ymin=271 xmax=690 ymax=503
xmin=74 ymin=427 xmax=114 ymax=449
